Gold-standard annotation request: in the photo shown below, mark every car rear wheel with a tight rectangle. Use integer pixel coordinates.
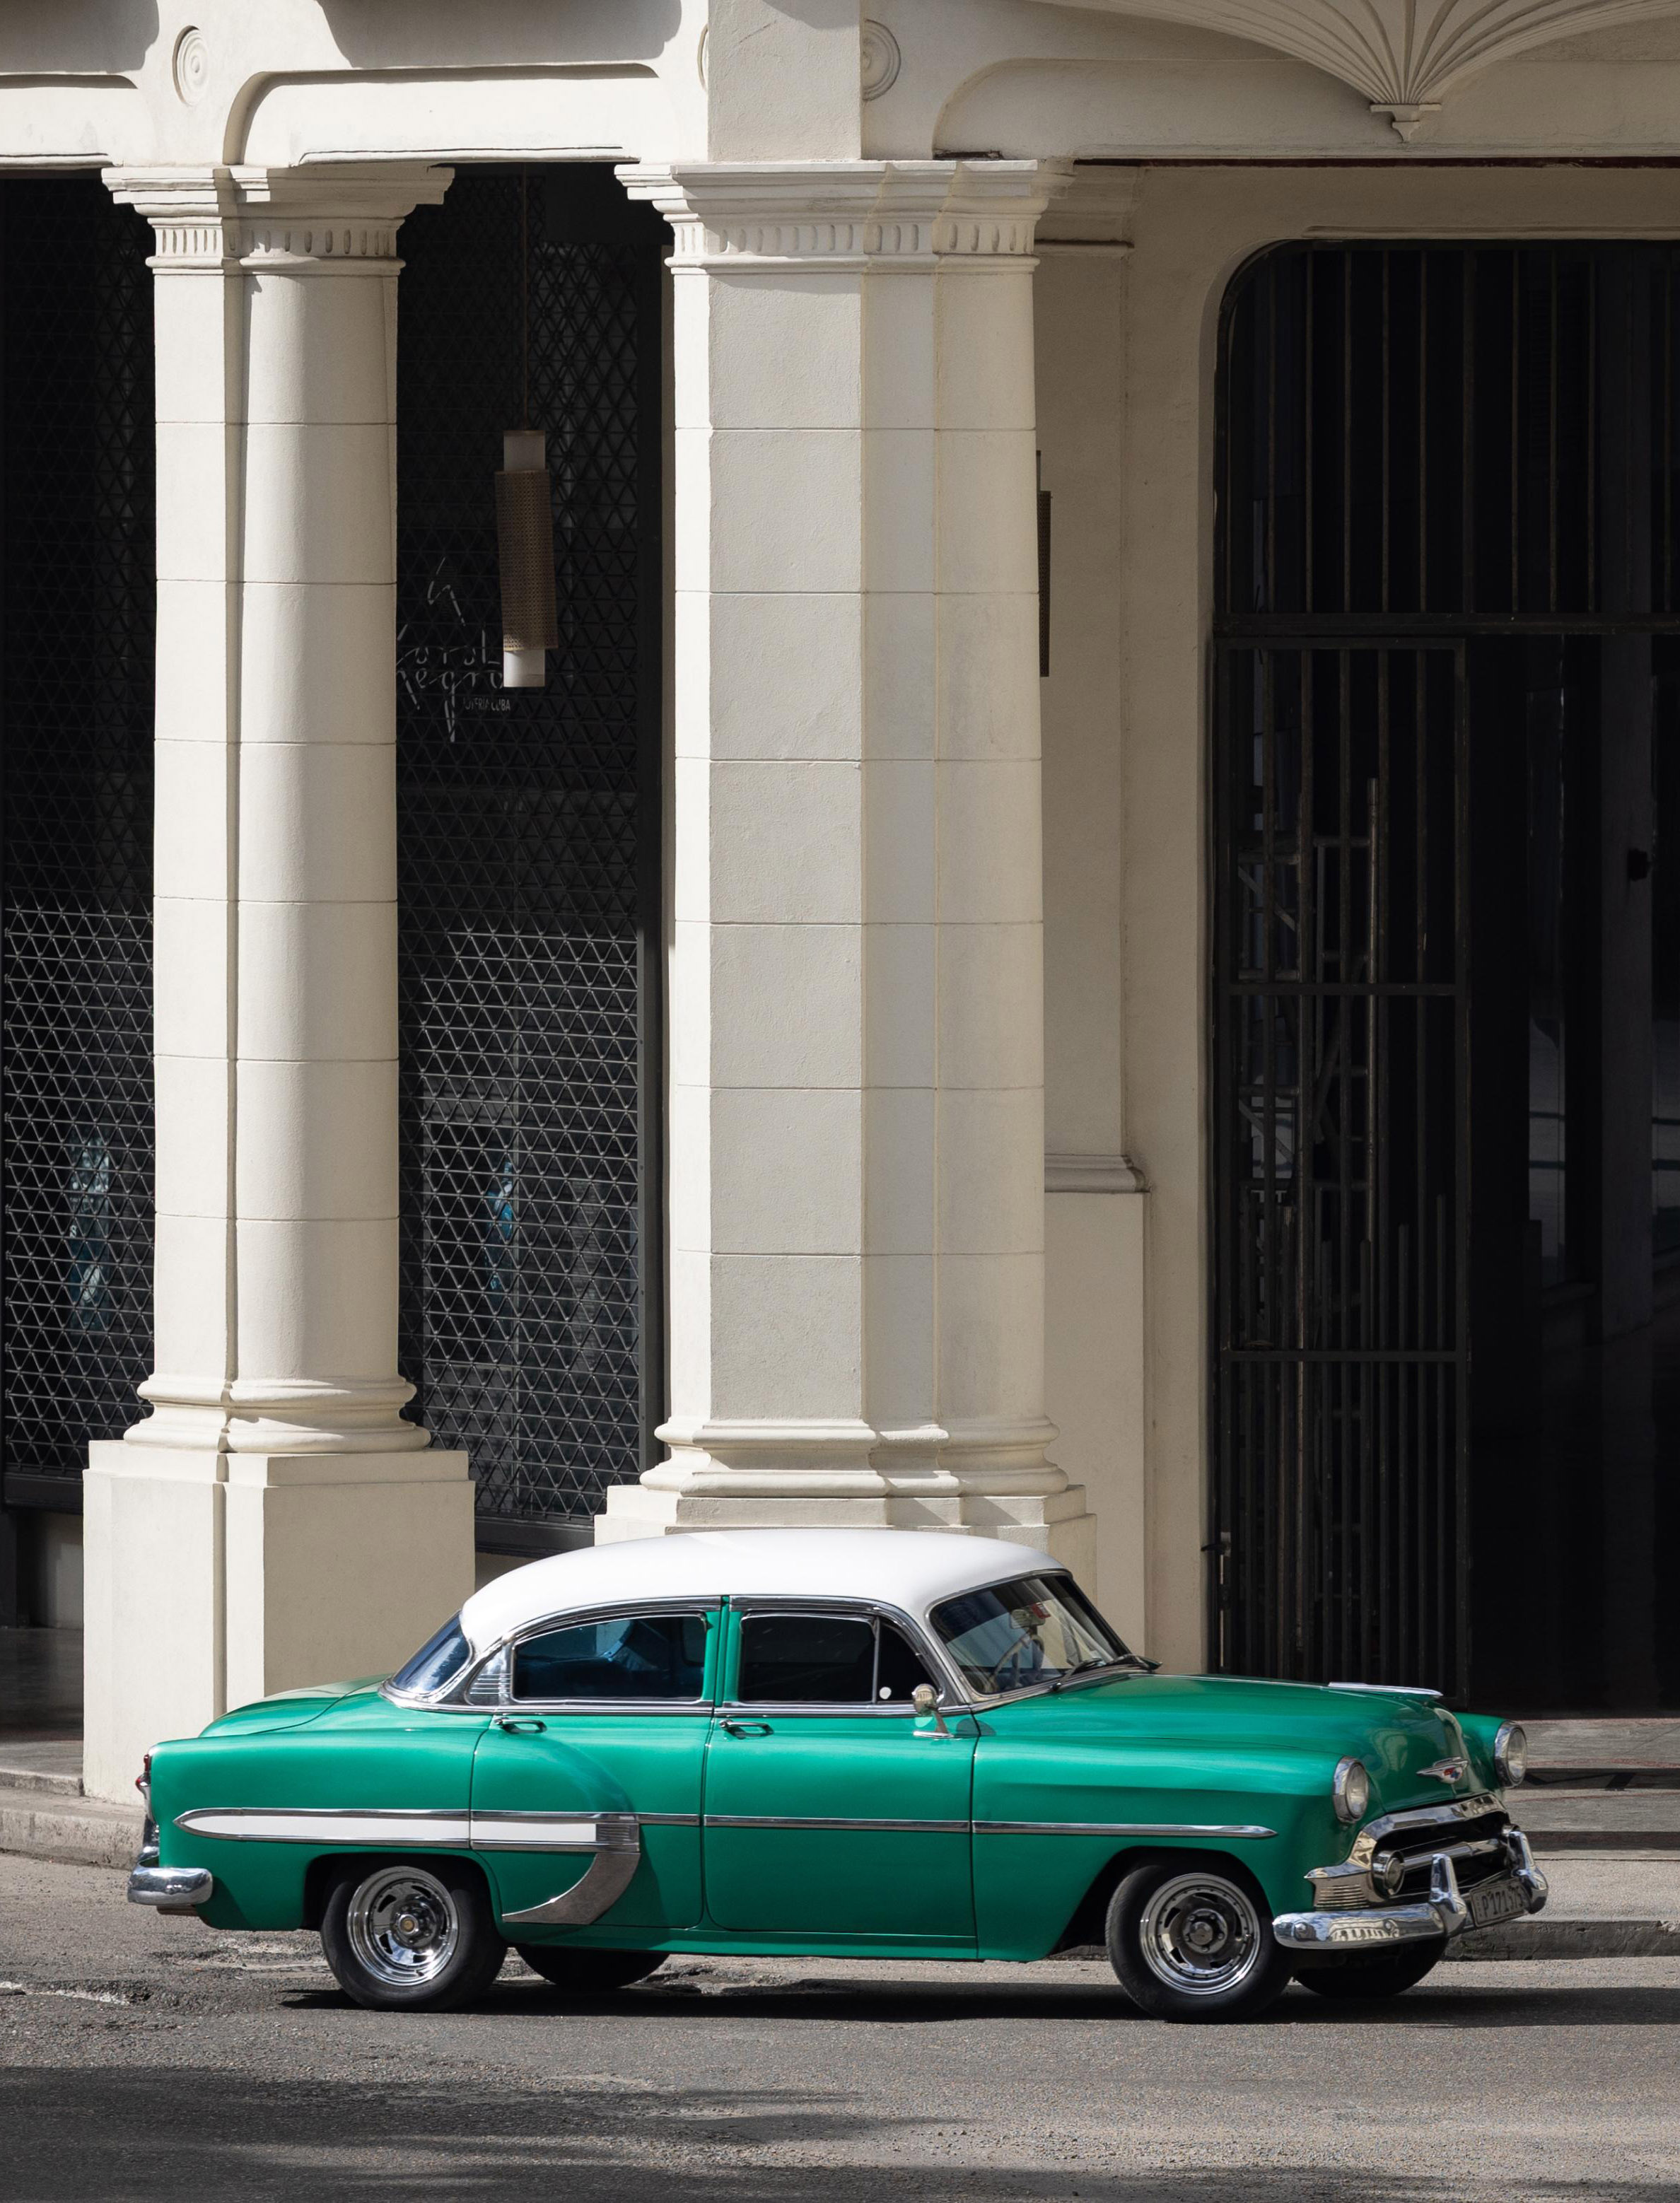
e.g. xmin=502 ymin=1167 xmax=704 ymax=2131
xmin=515 ymin=1944 xmax=666 ymax=1993
xmin=1106 ymin=1860 xmax=1293 ymax=2023
xmin=321 ymin=1862 xmax=506 ymax=2011
xmin=1294 ymin=1939 xmax=1445 ymax=1999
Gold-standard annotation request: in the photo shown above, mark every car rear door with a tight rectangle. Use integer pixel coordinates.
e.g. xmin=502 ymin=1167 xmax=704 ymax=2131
xmin=469 ymin=1603 xmax=717 ymax=1932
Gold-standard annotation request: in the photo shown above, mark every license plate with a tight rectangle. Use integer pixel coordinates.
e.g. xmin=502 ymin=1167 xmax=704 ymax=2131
xmin=1469 ymin=1876 xmax=1525 ymax=1929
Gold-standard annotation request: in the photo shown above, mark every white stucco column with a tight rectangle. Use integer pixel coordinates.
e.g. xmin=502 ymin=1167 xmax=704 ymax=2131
xmin=83 ymin=166 xmax=472 ymax=1800
xmin=600 ymin=160 xmax=1092 ymax=1566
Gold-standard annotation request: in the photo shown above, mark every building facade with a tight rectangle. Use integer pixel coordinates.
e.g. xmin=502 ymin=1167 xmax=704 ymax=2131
xmin=2 ymin=1 xmax=1679 ymax=1801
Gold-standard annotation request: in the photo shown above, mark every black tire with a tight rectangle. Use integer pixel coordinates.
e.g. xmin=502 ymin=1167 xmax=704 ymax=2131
xmin=515 ymin=1944 xmax=666 ymax=1993
xmin=320 ymin=1860 xmax=506 ymax=2012
xmin=1106 ymin=1859 xmax=1293 ymax=2023
xmin=1294 ymin=1939 xmax=1445 ymax=1999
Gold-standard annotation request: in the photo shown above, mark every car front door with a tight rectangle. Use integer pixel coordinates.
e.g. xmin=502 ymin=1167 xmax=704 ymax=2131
xmin=469 ymin=1603 xmax=717 ymax=1932
xmin=701 ymin=1603 xmax=977 ymax=1943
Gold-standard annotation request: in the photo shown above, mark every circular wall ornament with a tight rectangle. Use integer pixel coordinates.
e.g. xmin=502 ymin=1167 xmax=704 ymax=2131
xmin=696 ymin=24 xmax=708 ymax=87
xmin=173 ymin=25 xmax=210 ymax=104
xmin=861 ymin=20 xmax=902 ymax=100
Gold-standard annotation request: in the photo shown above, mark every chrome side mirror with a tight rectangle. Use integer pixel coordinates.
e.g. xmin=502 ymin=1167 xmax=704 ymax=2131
xmin=911 ymin=1683 xmax=952 ymax=1739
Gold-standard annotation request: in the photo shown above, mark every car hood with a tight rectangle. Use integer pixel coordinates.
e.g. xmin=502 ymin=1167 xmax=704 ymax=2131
xmin=987 ymin=1669 xmax=1480 ymax=1812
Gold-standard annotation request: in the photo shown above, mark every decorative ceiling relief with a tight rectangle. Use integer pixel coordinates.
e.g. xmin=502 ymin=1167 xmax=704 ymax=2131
xmin=1042 ymin=0 xmax=1680 ymax=136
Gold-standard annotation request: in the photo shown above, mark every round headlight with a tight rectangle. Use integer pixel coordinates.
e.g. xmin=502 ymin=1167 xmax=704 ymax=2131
xmin=1332 ymin=1755 xmax=1370 ymax=1825
xmin=1493 ymin=1720 xmax=1528 ymax=1788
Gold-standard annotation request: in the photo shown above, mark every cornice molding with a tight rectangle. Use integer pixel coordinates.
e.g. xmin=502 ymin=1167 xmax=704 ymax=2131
xmin=617 ymin=158 xmax=1073 ymax=269
xmin=1034 ymin=0 xmax=1680 ymax=136
xmin=103 ymin=161 xmax=451 ymax=271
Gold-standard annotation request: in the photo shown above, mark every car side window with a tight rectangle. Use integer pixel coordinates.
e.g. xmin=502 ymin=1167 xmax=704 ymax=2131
xmin=736 ymin=1614 xmax=939 ymax=1705
xmin=512 ymin=1612 xmax=708 ymax=1702
xmin=874 ymin=1622 xmax=936 ymax=1702
xmin=739 ymin=1615 xmax=875 ymax=1702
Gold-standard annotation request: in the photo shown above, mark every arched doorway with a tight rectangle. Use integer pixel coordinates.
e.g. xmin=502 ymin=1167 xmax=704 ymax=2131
xmin=1213 ymin=242 xmax=1680 ymax=1708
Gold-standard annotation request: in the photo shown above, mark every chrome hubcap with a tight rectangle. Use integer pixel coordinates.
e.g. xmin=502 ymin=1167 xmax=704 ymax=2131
xmin=1138 ymin=1873 xmax=1262 ymax=1997
xmin=346 ymin=1867 xmax=459 ymax=1988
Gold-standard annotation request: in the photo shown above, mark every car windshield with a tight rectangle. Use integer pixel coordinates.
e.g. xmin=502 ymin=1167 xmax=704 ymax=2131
xmin=931 ymin=1574 xmax=1136 ymax=1696
xmin=390 ymin=1614 xmax=471 ymax=1696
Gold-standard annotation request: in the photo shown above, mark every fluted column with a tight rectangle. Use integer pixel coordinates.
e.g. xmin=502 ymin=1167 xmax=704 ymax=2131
xmin=83 ymin=165 xmax=471 ymax=1799
xmin=599 ymin=160 xmax=1092 ymax=1562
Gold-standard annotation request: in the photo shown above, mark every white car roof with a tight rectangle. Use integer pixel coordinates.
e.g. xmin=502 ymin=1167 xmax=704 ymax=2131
xmin=459 ymin=1528 xmax=1059 ymax=1651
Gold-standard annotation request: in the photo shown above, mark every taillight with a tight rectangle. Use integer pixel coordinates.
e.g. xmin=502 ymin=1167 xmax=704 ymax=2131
xmin=135 ymin=1752 xmax=152 ymax=1804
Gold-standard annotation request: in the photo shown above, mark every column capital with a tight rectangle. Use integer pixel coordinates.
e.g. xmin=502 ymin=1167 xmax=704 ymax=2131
xmin=103 ymin=163 xmax=453 ymax=272
xmin=616 ymin=158 xmax=1073 ymax=271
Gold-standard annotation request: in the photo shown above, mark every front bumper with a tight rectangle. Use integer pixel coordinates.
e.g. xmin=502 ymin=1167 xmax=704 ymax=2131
xmin=127 ymin=1864 xmax=214 ymax=1913
xmin=1273 ymin=1825 xmax=1548 ymax=1952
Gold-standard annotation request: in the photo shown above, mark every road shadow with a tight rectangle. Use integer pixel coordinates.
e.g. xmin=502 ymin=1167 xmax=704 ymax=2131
xmin=3 ymin=2067 xmax=1678 ymax=2203
xmin=275 ymin=1966 xmax=1680 ymax=2031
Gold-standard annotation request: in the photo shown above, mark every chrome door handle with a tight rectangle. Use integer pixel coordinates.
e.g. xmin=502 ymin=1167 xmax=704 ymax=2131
xmin=495 ymin=1715 xmax=546 ymax=1734
xmin=721 ymin=1719 xmax=771 ymax=1736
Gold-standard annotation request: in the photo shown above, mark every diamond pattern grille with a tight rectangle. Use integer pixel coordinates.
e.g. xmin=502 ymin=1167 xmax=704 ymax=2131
xmin=395 ymin=169 xmax=660 ymax=1526
xmin=1 ymin=180 xmax=156 ymax=1491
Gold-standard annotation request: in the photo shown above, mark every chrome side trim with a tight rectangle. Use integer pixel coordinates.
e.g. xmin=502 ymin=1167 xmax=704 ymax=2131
xmin=127 ymin=1864 xmax=214 ymax=1910
xmin=176 ymin=1805 xmax=701 ymax=1850
xmin=176 ymin=1807 xmax=472 ymax=1845
xmin=471 ymin=1813 xmax=605 ymax=1852
xmin=500 ymin=1814 xmax=642 ymax=1927
xmin=704 ymin=1813 xmax=969 ymax=1834
xmin=716 ymin=1700 xmax=938 ymax=1721
xmin=973 ymin=1819 xmax=1278 ymax=1840
xmin=1328 ymin=1681 xmax=1443 ymax=1701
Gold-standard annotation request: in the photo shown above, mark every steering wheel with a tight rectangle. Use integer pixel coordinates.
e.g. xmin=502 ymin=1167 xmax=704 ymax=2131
xmin=979 ymin=1626 xmax=1041 ymax=1692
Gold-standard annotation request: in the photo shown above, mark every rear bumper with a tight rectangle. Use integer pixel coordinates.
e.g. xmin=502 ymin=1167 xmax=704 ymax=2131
xmin=1273 ymin=1825 xmax=1548 ymax=1951
xmin=127 ymin=1864 xmax=214 ymax=1913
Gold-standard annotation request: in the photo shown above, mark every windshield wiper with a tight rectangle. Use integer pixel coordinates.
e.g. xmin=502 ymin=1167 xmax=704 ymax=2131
xmin=1051 ymin=1651 xmax=1160 ymax=1690
xmin=1051 ymin=1656 xmax=1126 ymax=1690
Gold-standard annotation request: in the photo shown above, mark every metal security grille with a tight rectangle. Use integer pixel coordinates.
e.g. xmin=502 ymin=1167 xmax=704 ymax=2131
xmin=1213 ymin=242 xmax=1680 ymax=1693
xmin=1211 ymin=643 xmax=1467 ymax=1687
xmin=0 ymin=180 xmax=156 ymax=1507
xmin=395 ymin=168 xmax=662 ymax=1535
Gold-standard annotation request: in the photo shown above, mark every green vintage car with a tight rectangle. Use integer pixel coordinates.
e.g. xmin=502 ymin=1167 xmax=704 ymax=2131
xmin=127 ymin=1529 xmax=1544 ymax=2022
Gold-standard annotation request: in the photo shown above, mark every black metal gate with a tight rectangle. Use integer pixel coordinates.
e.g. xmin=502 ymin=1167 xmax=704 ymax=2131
xmin=0 ymin=179 xmax=156 ymax=1527
xmin=1212 ymin=641 xmax=1467 ymax=1686
xmin=395 ymin=168 xmax=663 ymax=1545
xmin=1213 ymin=242 xmax=1680 ymax=1693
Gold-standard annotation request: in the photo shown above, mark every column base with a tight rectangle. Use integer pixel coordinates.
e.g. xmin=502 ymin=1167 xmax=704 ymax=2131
xmin=83 ymin=1442 xmax=474 ymax=1803
xmin=596 ymin=1422 xmax=1095 ymax=1577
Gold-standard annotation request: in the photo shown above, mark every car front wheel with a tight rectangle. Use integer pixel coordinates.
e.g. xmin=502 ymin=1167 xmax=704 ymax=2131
xmin=1106 ymin=1860 xmax=1293 ymax=2023
xmin=1294 ymin=1939 xmax=1445 ymax=1999
xmin=321 ymin=1862 xmax=506 ymax=2011
xmin=515 ymin=1944 xmax=665 ymax=1993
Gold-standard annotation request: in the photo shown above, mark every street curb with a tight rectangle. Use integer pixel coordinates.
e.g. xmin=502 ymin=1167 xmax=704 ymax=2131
xmin=1442 ymin=1917 xmax=1680 ymax=1960
xmin=0 ymin=1786 xmax=144 ymax=1871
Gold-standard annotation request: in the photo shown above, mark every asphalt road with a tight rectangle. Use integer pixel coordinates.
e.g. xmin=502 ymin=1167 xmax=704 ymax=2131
xmin=3 ymin=1853 xmax=1678 ymax=2203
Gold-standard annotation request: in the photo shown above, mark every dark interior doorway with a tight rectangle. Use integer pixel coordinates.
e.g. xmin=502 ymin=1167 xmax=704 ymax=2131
xmin=0 ymin=177 xmax=155 ymax=1618
xmin=1213 ymin=242 xmax=1680 ymax=1709
xmin=394 ymin=166 xmax=665 ymax=1559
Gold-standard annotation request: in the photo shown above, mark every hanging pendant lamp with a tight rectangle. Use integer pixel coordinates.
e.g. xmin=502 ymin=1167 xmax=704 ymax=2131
xmin=496 ymin=173 xmax=557 ymax=690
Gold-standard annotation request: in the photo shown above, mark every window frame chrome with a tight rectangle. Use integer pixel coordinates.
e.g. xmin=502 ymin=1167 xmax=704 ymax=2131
xmin=384 ymin=1596 xmax=724 ymax=1717
xmin=720 ymin=1594 xmax=971 ymax=1716
xmin=923 ymin=1567 xmax=1144 ymax=1708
